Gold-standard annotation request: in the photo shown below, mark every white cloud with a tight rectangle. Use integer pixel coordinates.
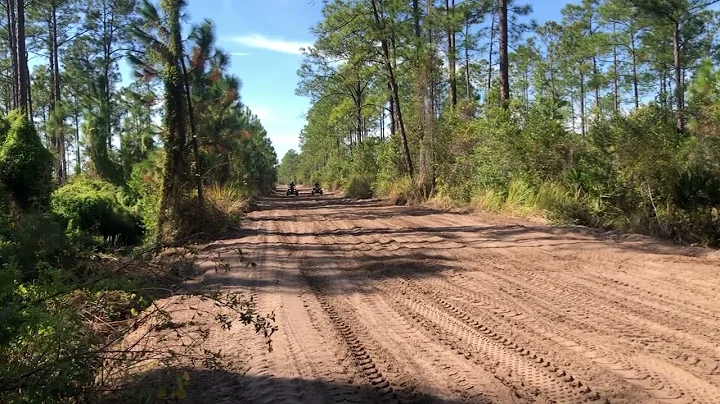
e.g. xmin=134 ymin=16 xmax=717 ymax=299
xmin=252 ymin=107 xmax=271 ymax=122
xmin=230 ymin=52 xmax=251 ymax=57
xmin=268 ymin=133 xmax=300 ymax=158
xmin=231 ymin=34 xmax=311 ymax=55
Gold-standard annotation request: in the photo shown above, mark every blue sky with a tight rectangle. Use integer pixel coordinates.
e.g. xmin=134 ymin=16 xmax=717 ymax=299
xmin=185 ymin=0 xmax=323 ymax=160
xmin=118 ymin=0 xmax=576 ymax=160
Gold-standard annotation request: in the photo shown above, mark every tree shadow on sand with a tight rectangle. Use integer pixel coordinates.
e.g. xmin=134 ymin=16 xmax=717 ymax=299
xmin=105 ymin=367 xmax=489 ymax=404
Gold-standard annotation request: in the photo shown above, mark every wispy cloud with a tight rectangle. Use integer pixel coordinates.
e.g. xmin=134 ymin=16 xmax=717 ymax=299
xmin=230 ymin=52 xmax=251 ymax=57
xmin=231 ymin=34 xmax=311 ymax=55
xmin=251 ymin=107 xmax=270 ymax=122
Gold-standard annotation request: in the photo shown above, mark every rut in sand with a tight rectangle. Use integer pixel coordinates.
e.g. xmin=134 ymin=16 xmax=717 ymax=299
xmin=160 ymin=186 xmax=720 ymax=404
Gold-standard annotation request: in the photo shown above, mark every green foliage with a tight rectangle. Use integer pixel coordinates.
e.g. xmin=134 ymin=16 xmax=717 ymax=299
xmin=0 ymin=262 xmax=98 ymax=403
xmin=127 ymin=151 xmax=164 ymax=242
xmin=344 ymin=176 xmax=374 ymax=199
xmin=0 ymin=111 xmax=54 ymax=210
xmin=0 ymin=115 xmax=9 ymax=144
xmin=277 ymin=149 xmax=300 ymax=183
xmin=294 ymin=0 xmax=720 ymax=246
xmin=51 ymin=177 xmax=142 ymax=245
xmin=83 ymin=76 xmax=124 ymax=186
xmin=0 ymin=210 xmax=69 ymax=280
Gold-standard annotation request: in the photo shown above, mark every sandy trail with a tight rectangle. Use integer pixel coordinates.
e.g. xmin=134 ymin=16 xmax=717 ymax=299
xmin=185 ymin=188 xmax=720 ymax=404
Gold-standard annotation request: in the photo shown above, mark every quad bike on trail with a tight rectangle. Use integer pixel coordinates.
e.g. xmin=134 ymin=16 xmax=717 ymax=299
xmin=287 ymin=183 xmax=299 ymax=196
xmin=311 ymin=183 xmax=323 ymax=196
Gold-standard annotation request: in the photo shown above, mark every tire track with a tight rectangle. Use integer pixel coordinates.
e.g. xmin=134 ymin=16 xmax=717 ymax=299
xmin=374 ymin=278 xmax=600 ymax=403
xmin=241 ymin=206 xmax=365 ymax=403
xmin=315 ymin=214 xmax=606 ymax=402
xmin=482 ymin=266 xmax=720 ymax=365
xmin=315 ymin=219 xmax=510 ymax=403
xmin=299 ymin=264 xmax=406 ymax=404
xmin=298 ymin=216 xmax=452 ymax=403
xmin=329 ymin=208 xmax=720 ymax=403
xmin=200 ymin=192 xmax=720 ymax=403
xmin=445 ymin=270 xmax=720 ymax=403
xmin=353 ymin=291 xmax=501 ymax=403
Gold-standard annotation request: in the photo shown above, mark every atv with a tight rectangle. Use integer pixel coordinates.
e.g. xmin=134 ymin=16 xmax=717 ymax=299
xmin=311 ymin=184 xmax=323 ymax=196
xmin=287 ymin=184 xmax=299 ymax=196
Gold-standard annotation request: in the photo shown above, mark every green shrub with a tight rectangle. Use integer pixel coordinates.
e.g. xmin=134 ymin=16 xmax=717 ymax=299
xmin=12 ymin=211 xmax=69 ymax=278
xmin=0 ymin=111 xmax=54 ymax=210
xmin=0 ymin=262 xmax=98 ymax=404
xmin=51 ymin=177 xmax=141 ymax=245
xmin=0 ymin=115 xmax=10 ymax=145
xmin=127 ymin=151 xmax=163 ymax=240
xmin=345 ymin=176 xmax=373 ymax=199
xmin=376 ymin=176 xmax=412 ymax=205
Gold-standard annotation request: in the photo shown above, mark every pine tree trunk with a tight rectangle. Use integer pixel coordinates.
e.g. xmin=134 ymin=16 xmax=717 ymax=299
xmin=371 ymin=0 xmax=413 ymax=177
xmin=593 ymin=56 xmax=599 ymax=112
xmin=380 ymin=102 xmax=385 ymax=140
xmin=180 ymin=57 xmax=203 ymax=209
xmin=16 ymin=0 xmax=28 ymax=115
xmin=447 ymin=0 xmax=457 ymax=107
xmin=388 ymin=87 xmax=395 ymax=137
xmin=570 ymin=94 xmax=576 ymax=132
xmin=74 ymin=93 xmax=81 ymax=173
xmin=613 ymin=22 xmax=618 ymax=112
xmin=672 ymin=21 xmax=684 ymax=133
xmin=26 ymin=51 xmax=32 ymax=119
xmin=631 ymin=30 xmax=639 ymax=109
xmin=48 ymin=11 xmax=62 ymax=182
xmin=157 ymin=0 xmax=191 ymax=243
xmin=7 ymin=0 xmax=17 ymax=109
xmin=464 ymin=21 xmax=471 ymax=99
xmin=48 ymin=19 xmax=56 ymax=122
xmin=53 ymin=7 xmax=65 ymax=180
xmin=423 ymin=0 xmax=435 ymax=196
xmin=498 ymin=0 xmax=509 ymax=107
xmin=580 ymin=71 xmax=586 ymax=136
xmin=487 ymin=12 xmax=495 ymax=95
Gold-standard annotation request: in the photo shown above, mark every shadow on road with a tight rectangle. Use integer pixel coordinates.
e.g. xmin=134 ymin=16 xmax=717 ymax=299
xmin=239 ymin=192 xmax=707 ymax=258
xmin=105 ymin=367 xmax=479 ymax=404
xmin=184 ymin=190 xmax=714 ymax=300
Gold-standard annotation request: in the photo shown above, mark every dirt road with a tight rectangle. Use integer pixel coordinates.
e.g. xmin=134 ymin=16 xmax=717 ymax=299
xmin=185 ymin=188 xmax=720 ymax=404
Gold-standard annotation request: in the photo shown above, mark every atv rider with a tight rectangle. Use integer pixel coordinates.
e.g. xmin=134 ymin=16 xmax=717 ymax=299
xmin=313 ymin=181 xmax=320 ymax=190
xmin=289 ymin=181 xmax=295 ymax=189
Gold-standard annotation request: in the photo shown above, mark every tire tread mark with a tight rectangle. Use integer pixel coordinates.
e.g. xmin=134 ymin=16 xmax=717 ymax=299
xmin=299 ymin=267 xmax=411 ymax=404
xmin=449 ymin=272 xmax=720 ymax=403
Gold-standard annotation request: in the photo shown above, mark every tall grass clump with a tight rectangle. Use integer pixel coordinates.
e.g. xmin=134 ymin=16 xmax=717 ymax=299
xmin=202 ymin=182 xmax=250 ymax=235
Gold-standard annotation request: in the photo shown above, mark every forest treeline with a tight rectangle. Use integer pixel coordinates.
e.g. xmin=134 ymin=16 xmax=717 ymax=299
xmin=1 ymin=0 xmax=277 ymax=402
xmin=283 ymin=0 xmax=720 ymax=245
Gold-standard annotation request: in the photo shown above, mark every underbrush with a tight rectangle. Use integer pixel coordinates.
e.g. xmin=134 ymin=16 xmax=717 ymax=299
xmin=0 ymin=245 xmax=276 ymax=404
xmin=52 ymin=177 xmax=142 ymax=246
xmin=127 ymin=152 xmax=250 ymax=242
xmin=344 ymin=176 xmax=374 ymax=199
xmin=375 ymin=177 xmax=414 ymax=205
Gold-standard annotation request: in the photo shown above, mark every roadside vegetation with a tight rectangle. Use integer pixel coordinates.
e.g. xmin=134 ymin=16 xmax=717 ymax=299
xmin=282 ymin=0 xmax=720 ymax=246
xmin=1 ymin=0 xmax=277 ymax=402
